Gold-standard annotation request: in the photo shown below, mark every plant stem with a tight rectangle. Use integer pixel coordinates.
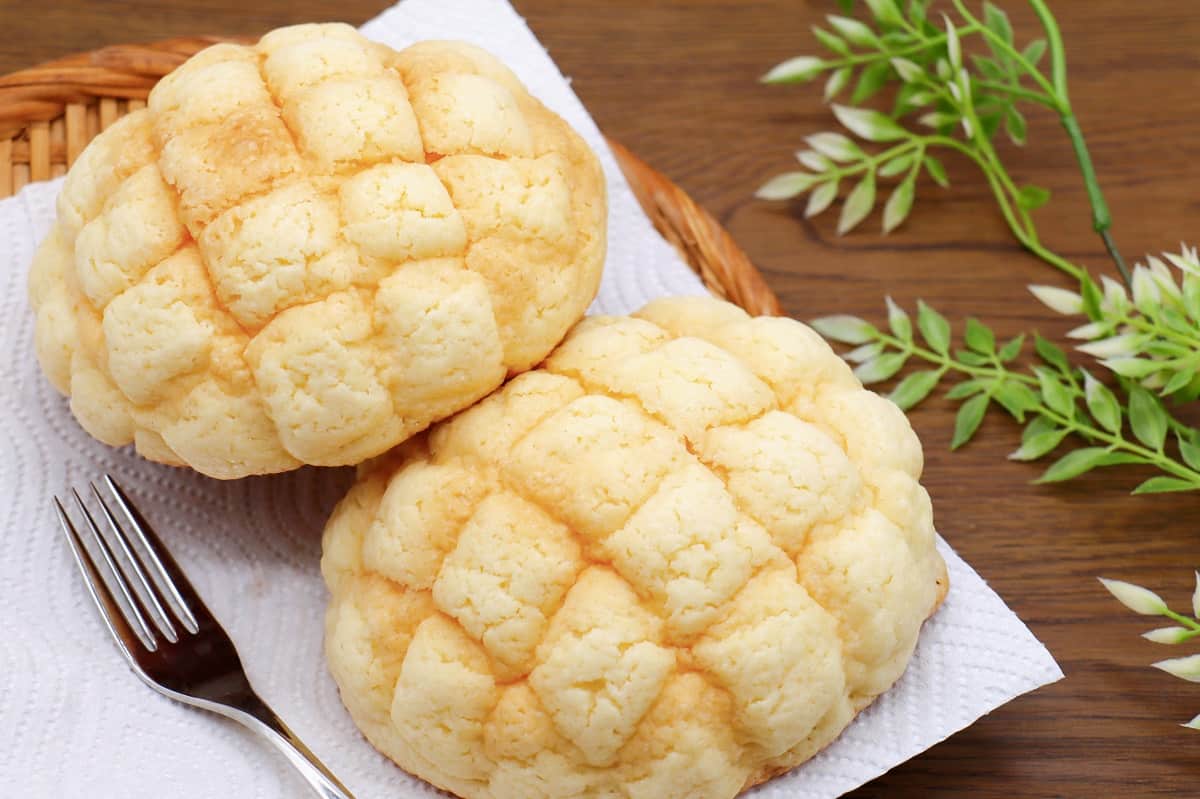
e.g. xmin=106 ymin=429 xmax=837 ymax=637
xmin=870 ymin=329 xmax=1200 ymax=485
xmin=1162 ymin=609 xmax=1200 ymax=635
xmin=973 ymin=79 xmax=1056 ymax=107
xmin=819 ymin=24 xmax=981 ymax=71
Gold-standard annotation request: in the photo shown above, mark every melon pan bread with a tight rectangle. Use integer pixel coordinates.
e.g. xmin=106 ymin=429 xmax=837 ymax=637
xmin=322 ymin=296 xmax=949 ymax=799
xmin=28 ymin=23 xmax=606 ymax=479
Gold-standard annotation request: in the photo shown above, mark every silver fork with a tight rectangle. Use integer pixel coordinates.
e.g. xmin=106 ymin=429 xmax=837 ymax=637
xmin=54 ymin=475 xmax=355 ymax=799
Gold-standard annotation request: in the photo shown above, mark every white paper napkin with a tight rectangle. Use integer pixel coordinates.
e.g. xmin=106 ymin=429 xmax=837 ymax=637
xmin=0 ymin=1 xmax=1062 ymax=796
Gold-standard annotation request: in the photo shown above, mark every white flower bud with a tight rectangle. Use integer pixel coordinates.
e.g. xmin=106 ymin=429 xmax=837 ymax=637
xmin=1100 ymin=276 xmax=1129 ymax=314
xmin=1131 ymin=265 xmax=1162 ymax=310
xmin=763 ymin=55 xmax=825 ymax=84
xmin=1183 ymin=713 xmax=1200 ymax=731
xmin=1078 ymin=334 xmax=1139 ymax=359
xmin=1146 ymin=256 xmax=1183 ymax=301
xmin=1099 ymin=578 xmax=1168 ymax=615
xmin=1028 ymin=285 xmax=1084 ymax=316
xmin=1154 ymin=653 xmax=1200 ymax=683
xmin=1142 ymin=626 xmax=1193 ymax=644
xmin=1067 ymin=322 xmax=1106 ymax=340
xmin=1165 ymin=245 xmax=1200 ymax=276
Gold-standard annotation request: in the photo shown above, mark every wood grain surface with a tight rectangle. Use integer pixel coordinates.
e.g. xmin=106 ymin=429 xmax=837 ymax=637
xmin=2 ymin=1 xmax=1197 ymax=796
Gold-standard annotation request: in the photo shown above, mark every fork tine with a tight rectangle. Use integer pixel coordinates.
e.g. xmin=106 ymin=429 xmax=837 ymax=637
xmin=89 ymin=482 xmax=178 ymax=643
xmin=58 ymin=494 xmax=157 ymax=653
xmin=101 ymin=475 xmax=200 ymax=634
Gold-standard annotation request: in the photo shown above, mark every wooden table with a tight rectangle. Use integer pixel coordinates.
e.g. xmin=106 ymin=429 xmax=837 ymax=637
xmin=2 ymin=1 xmax=1196 ymax=795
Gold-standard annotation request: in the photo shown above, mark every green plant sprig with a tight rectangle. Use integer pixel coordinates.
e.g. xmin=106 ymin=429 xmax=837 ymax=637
xmin=1031 ymin=247 xmax=1200 ymax=402
xmin=1099 ymin=575 xmax=1200 ymax=729
xmin=813 ymin=299 xmax=1200 ymax=492
xmin=758 ymin=0 xmax=1129 ymax=285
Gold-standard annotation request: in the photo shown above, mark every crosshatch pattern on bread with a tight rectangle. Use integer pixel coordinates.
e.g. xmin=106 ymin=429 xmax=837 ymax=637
xmin=322 ymin=296 xmax=949 ymax=799
xmin=28 ymin=23 xmax=606 ymax=478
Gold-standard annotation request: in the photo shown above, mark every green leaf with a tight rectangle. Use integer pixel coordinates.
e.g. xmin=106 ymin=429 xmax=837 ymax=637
xmin=882 ymin=176 xmax=916 ymax=233
xmin=806 ymin=180 xmax=840 ymax=218
xmin=1022 ymin=39 xmax=1047 ymax=67
xmin=1133 ymin=476 xmax=1199 ymax=495
xmin=1035 ymin=447 xmax=1110 ymax=483
xmin=844 ymin=341 xmax=885 ymax=363
xmin=992 ymin=380 xmax=1039 ymax=420
xmin=838 ymin=172 xmax=877 ymax=234
xmin=1178 ymin=431 xmax=1200 ymax=471
xmin=864 ymin=0 xmax=905 ymax=27
xmin=964 ymin=318 xmax=996 ymax=354
xmin=1022 ymin=413 xmax=1058 ymax=443
xmin=854 ymin=352 xmax=907 ymax=384
xmin=916 ymin=300 xmax=951 ymax=354
xmin=1095 ymin=451 xmax=1147 ymax=467
xmin=852 ymin=61 xmax=892 ymax=103
xmin=825 ymin=67 xmax=853 ymax=100
xmin=806 ymin=132 xmax=863 ymax=162
xmin=979 ymin=112 xmax=1003 ymax=140
xmin=833 ymin=105 xmax=909 ymax=142
xmin=1081 ymin=276 xmax=1105 ymax=320
xmin=879 ymin=152 xmax=916 ymax=178
xmin=946 ymin=379 xmax=983 ymax=400
xmin=956 ymin=350 xmax=991 ymax=367
xmin=1083 ymin=372 xmax=1122 ymax=434
xmin=890 ymin=57 xmax=924 ymax=83
xmin=826 ymin=15 xmax=880 ymax=48
xmin=1129 ymin=385 xmax=1168 ymax=450
xmin=1005 ymin=107 xmax=1027 ymax=146
xmin=811 ymin=315 xmax=877 ymax=344
xmin=970 ymin=54 xmax=1005 ymax=81
xmin=1035 ymin=334 xmax=1071 ymax=373
xmin=763 ymin=56 xmax=826 ymax=84
xmin=756 ymin=171 xmax=819 ymax=200
xmin=813 ymin=26 xmax=850 ymax=56
xmin=923 ymin=154 xmax=950 ymax=188
xmin=951 ymin=393 xmax=989 ymax=449
xmin=998 ymin=334 xmax=1025 ymax=362
xmin=885 ymin=295 xmax=912 ymax=342
xmin=983 ymin=3 xmax=1014 ymax=57
xmin=1035 ymin=368 xmax=1074 ymax=416
xmin=907 ymin=0 xmax=928 ymax=25
xmin=896 ymin=86 xmax=936 ymax=115
xmin=890 ymin=369 xmax=941 ymax=410
xmin=1016 ymin=184 xmax=1051 ymax=211
xmin=837 ymin=0 xmax=855 ymax=12
xmin=1009 ymin=428 xmax=1068 ymax=461
xmin=1162 ymin=368 xmax=1195 ymax=397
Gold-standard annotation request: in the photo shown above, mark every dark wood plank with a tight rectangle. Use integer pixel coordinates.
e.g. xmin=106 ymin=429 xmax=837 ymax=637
xmin=2 ymin=0 xmax=1197 ymax=795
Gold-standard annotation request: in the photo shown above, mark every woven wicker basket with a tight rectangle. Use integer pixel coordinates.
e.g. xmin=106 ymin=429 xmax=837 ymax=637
xmin=0 ymin=36 xmax=781 ymax=316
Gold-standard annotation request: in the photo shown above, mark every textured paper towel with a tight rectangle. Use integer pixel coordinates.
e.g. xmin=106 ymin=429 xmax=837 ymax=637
xmin=0 ymin=1 xmax=1062 ymax=796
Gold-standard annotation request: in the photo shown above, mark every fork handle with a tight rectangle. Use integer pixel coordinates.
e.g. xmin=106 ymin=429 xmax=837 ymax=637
xmin=223 ymin=695 xmax=356 ymax=799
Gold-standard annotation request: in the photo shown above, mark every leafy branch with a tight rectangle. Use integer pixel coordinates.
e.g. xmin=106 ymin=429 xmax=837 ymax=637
xmin=1100 ymin=575 xmax=1200 ymax=729
xmin=758 ymin=0 xmax=1128 ymax=284
xmin=1031 ymin=246 xmax=1200 ymax=402
xmin=813 ymin=298 xmax=1200 ymax=492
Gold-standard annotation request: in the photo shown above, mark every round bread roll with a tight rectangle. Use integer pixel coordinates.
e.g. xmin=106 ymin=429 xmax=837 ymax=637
xmin=28 ymin=24 xmax=605 ymax=478
xmin=321 ymin=296 xmax=948 ymax=799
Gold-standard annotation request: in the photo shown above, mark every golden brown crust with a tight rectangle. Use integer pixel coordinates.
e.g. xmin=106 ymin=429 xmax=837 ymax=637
xmin=29 ymin=24 xmax=606 ymax=478
xmin=323 ymin=296 xmax=949 ymax=799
